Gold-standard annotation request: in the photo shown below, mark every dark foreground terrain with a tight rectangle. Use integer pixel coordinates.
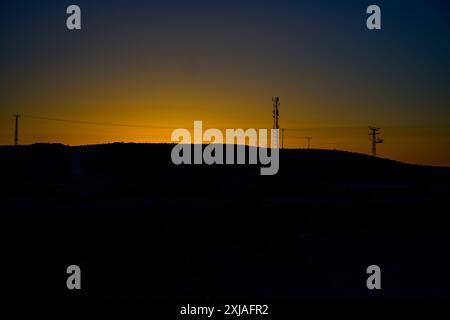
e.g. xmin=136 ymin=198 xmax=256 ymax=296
xmin=0 ymin=143 xmax=449 ymax=307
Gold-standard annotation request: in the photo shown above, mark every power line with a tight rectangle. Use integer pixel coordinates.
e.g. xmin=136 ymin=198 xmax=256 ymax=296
xmin=21 ymin=115 xmax=275 ymax=131
xmin=19 ymin=115 xmax=447 ymax=131
xmin=21 ymin=115 xmax=178 ymax=129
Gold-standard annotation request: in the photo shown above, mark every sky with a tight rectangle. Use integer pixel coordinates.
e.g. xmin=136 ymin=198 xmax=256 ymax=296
xmin=1 ymin=0 xmax=450 ymax=166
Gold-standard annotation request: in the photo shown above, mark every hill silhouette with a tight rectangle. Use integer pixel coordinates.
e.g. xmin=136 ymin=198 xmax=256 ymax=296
xmin=0 ymin=143 xmax=449 ymax=302
xmin=1 ymin=142 xmax=448 ymax=185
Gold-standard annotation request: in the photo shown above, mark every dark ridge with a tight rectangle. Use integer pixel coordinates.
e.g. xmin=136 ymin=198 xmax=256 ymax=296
xmin=0 ymin=143 xmax=449 ymax=302
xmin=0 ymin=143 xmax=448 ymax=184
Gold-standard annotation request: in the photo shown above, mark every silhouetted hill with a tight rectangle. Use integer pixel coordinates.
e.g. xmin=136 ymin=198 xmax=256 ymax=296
xmin=0 ymin=143 xmax=449 ymax=303
xmin=1 ymin=143 xmax=448 ymax=187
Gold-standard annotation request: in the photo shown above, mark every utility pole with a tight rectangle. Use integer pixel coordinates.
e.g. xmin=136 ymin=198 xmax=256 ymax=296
xmin=368 ymin=126 xmax=383 ymax=156
xmin=14 ymin=114 xmax=20 ymax=146
xmin=272 ymin=97 xmax=280 ymax=148
xmin=272 ymin=97 xmax=280 ymax=130
xmin=305 ymin=136 xmax=312 ymax=149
